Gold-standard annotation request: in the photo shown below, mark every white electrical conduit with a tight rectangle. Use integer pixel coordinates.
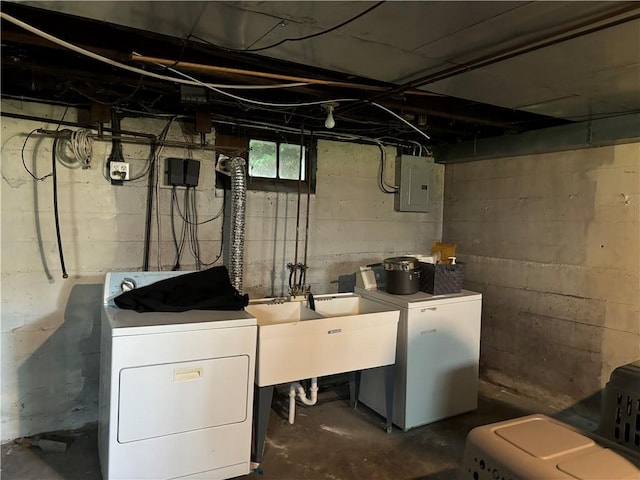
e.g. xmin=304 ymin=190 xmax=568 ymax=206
xmin=0 ymin=12 xmax=309 ymax=90
xmin=1 ymin=11 xmax=432 ymax=141
xmin=288 ymin=378 xmax=319 ymax=424
xmin=155 ymin=64 xmax=433 ymax=141
xmin=2 ymin=10 xmax=432 ymax=141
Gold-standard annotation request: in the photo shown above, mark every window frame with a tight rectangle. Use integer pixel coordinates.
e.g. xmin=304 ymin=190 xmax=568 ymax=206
xmin=215 ymin=130 xmax=317 ymax=194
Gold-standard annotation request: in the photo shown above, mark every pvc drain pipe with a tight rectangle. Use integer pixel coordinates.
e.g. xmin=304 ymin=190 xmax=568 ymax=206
xmin=288 ymin=377 xmax=318 ymax=424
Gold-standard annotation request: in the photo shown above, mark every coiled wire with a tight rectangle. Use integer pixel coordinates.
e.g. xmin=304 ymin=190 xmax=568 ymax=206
xmin=69 ymin=128 xmax=93 ymax=168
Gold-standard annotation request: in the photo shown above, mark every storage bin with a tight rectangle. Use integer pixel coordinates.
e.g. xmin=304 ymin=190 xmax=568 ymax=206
xmin=599 ymin=360 xmax=640 ymax=451
xmin=419 ymin=262 xmax=464 ymax=295
xmin=461 ymin=414 xmax=640 ymax=480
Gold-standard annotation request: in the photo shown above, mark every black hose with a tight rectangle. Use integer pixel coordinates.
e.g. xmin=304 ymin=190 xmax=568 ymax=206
xmin=52 ymin=137 xmax=68 ymax=279
xmin=142 ymin=140 xmax=156 ymax=271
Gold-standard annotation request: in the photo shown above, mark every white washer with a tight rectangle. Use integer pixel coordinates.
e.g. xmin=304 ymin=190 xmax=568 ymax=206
xmin=99 ymin=271 xmax=257 ymax=480
xmin=355 ymin=286 xmax=482 ymax=430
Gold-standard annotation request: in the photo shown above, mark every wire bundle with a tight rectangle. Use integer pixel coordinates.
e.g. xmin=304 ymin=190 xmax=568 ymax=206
xmin=170 ymin=186 xmax=224 ymax=271
xmin=69 ymin=128 xmax=93 ymax=168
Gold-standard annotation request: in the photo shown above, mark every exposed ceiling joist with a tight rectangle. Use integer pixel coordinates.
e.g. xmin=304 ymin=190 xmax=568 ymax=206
xmin=2 ymin=1 xmax=637 ymax=148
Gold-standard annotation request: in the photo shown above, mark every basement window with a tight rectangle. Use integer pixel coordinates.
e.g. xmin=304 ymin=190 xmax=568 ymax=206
xmin=216 ymin=131 xmax=316 ymax=193
xmin=249 ymin=139 xmax=306 ymax=181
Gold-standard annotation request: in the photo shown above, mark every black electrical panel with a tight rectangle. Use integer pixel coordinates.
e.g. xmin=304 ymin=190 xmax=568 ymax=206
xmin=167 ymin=158 xmax=185 ymax=185
xmin=185 ymin=159 xmax=200 ymax=187
xmin=166 ymin=158 xmax=200 ymax=187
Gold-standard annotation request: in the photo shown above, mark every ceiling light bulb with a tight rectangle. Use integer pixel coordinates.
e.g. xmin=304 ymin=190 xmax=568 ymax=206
xmin=324 ymin=105 xmax=335 ymax=129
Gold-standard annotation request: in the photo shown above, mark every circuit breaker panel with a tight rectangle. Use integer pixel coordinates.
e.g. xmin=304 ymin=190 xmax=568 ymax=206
xmin=394 ymin=155 xmax=433 ymax=212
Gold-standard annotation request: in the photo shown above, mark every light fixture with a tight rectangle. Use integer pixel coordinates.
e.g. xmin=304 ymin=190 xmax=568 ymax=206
xmin=323 ymin=102 xmax=337 ymax=129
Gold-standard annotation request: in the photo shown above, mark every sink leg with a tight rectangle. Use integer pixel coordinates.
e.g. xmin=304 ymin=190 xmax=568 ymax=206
xmin=384 ymin=364 xmax=394 ymax=433
xmin=252 ymin=384 xmax=274 ymax=463
xmin=349 ymin=370 xmax=362 ymax=409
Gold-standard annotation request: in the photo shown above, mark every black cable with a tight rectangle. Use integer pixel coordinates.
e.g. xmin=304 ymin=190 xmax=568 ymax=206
xmin=68 ymin=78 xmax=144 ymax=107
xmin=128 ymin=141 xmax=157 ymax=182
xmin=22 ymin=129 xmax=52 ymax=181
xmin=377 ymin=143 xmax=397 ymax=194
xmin=22 ymin=104 xmax=69 ymax=181
xmin=142 ymin=139 xmax=156 ymax=271
xmin=179 ymin=192 xmax=188 ymax=263
xmin=170 ymin=186 xmax=188 ymax=270
xmin=198 ymin=1 xmax=385 ymax=54
xmin=182 ymin=186 xmax=223 ymax=268
xmin=52 ymin=137 xmax=68 ymax=279
xmin=184 ymin=188 xmax=194 ymax=267
xmin=171 ymin=188 xmax=224 ymax=225
xmin=193 ymin=188 xmax=199 ymax=267
xmin=189 ymin=187 xmax=201 ymax=270
xmin=184 ymin=188 xmax=198 ymax=269
xmin=204 ymin=191 xmax=226 ymax=269
xmin=143 ymin=117 xmax=175 ymax=270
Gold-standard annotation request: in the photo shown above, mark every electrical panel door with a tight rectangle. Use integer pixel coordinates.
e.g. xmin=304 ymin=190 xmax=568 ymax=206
xmin=394 ymin=155 xmax=433 ymax=212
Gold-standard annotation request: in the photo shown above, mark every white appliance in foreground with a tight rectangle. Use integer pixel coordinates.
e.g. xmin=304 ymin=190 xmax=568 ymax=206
xmin=355 ymin=286 xmax=482 ymax=431
xmin=99 ymin=271 xmax=257 ymax=480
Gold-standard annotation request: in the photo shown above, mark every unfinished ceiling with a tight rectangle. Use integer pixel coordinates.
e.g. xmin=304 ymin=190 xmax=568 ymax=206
xmin=2 ymin=1 xmax=639 ymax=147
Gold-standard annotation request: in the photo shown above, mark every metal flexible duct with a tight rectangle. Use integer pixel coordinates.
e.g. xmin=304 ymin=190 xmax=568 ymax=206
xmin=228 ymin=157 xmax=246 ymax=293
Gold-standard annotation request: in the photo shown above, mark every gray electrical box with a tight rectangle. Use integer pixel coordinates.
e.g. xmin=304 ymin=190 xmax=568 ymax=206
xmin=394 ymin=155 xmax=433 ymax=212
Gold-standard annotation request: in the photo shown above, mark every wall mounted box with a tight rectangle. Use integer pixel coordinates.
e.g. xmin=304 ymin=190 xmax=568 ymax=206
xmin=394 ymin=155 xmax=434 ymax=212
xmin=185 ymin=159 xmax=201 ymax=187
xmin=167 ymin=158 xmax=185 ymax=186
xmin=166 ymin=158 xmax=201 ymax=187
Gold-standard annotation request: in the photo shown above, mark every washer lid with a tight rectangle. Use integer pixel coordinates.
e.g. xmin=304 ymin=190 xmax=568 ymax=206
xmin=354 ymin=286 xmax=481 ymax=308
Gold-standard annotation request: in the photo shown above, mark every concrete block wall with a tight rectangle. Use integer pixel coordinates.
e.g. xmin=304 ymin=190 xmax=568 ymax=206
xmin=443 ymin=143 xmax=640 ymax=414
xmin=1 ymin=100 xmax=443 ymax=441
xmin=244 ymin=141 xmax=444 ymax=298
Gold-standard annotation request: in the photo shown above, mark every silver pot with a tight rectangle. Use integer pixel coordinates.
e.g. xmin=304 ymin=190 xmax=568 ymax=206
xmin=383 ymin=257 xmax=420 ymax=295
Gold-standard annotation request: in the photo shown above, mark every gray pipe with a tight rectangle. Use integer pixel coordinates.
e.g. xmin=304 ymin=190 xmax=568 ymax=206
xmin=228 ymin=157 xmax=246 ymax=293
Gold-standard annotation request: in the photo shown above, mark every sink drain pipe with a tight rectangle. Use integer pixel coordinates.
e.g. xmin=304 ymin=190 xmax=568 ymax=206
xmin=288 ymin=377 xmax=318 ymax=424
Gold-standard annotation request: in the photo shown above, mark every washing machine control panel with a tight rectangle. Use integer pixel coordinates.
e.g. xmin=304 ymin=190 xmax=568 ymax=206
xmin=120 ymin=278 xmax=137 ymax=292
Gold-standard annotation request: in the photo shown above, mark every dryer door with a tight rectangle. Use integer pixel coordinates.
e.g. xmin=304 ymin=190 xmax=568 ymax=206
xmin=118 ymin=355 xmax=250 ymax=443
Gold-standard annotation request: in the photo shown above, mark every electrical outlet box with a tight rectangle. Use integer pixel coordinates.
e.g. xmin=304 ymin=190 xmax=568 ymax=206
xmin=165 ymin=158 xmax=201 ymax=187
xmin=110 ymin=161 xmax=130 ymax=181
xmin=185 ymin=159 xmax=201 ymax=187
xmin=394 ymin=155 xmax=433 ymax=212
xmin=167 ymin=158 xmax=185 ymax=186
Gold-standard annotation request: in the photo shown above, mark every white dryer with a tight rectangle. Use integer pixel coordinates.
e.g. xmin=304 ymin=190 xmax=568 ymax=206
xmin=99 ymin=271 xmax=257 ymax=480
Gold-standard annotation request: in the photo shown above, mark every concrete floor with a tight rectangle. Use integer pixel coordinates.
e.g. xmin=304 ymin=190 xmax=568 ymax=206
xmin=1 ymin=380 xmax=597 ymax=480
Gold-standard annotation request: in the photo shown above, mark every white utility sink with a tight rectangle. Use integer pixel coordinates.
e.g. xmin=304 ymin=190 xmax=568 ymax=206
xmin=313 ymin=295 xmax=388 ymax=317
xmin=246 ymin=294 xmax=399 ymax=387
xmin=245 ymin=301 xmax=323 ymax=325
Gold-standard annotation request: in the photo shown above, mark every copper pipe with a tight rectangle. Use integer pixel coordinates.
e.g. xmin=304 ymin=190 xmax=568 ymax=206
xmin=130 ymin=54 xmax=434 ymax=95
